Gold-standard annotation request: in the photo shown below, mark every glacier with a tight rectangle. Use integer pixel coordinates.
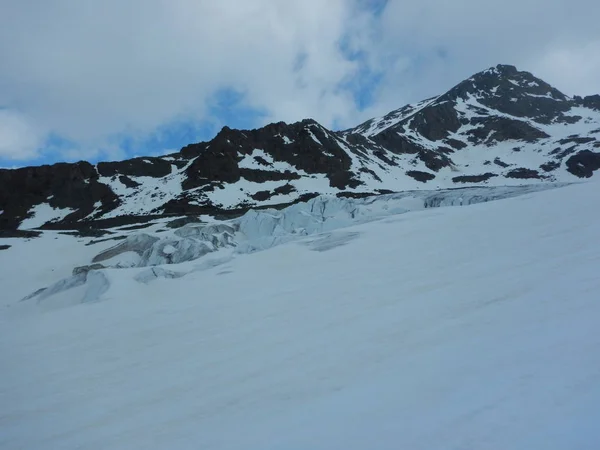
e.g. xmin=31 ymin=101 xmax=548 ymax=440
xmin=16 ymin=183 xmax=568 ymax=306
xmin=1 ymin=179 xmax=599 ymax=449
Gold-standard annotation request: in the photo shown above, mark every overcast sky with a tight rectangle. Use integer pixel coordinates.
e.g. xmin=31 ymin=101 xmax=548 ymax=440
xmin=1 ymin=0 xmax=599 ymax=166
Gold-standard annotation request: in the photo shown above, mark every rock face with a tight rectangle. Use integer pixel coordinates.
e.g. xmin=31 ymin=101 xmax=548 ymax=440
xmin=0 ymin=162 xmax=120 ymax=229
xmin=2 ymin=64 xmax=600 ymax=230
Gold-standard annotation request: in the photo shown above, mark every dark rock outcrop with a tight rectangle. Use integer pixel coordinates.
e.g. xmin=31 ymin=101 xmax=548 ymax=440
xmin=558 ymin=136 xmax=595 ymax=145
xmin=452 ymin=173 xmax=498 ymax=183
xmin=406 ymin=170 xmax=436 ymax=182
xmin=566 ymin=151 xmax=600 ymax=178
xmin=540 ymin=161 xmax=561 ymax=172
xmin=575 ymin=95 xmax=600 ymax=111
xmin=402 ymin=101 xmax=462 ymax=141
xmin=0 ymin=162 xmax=120 ymax=229
xmin=494 ymin=158 xmax=510 ymax=168
xmin=0 ymin=229 xmax=42 ymax=238
xmin=506 ymin=168 xmax=544 ymax=179
xmin=119 ymin=175 xmax=141 ymax=188
xmin=98 ymin=157 xmax=172 ymax=178
xmin=466 ymin=117 xmax=549 ymax=144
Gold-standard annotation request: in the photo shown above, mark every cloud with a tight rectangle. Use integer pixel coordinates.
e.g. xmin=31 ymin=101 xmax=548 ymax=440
xmin=530 ymin=40 xmax=600 ymax=97
xmin=0 ymin=0 xmax=371 ymax=162
xmin=0 ymin=110 xmax=46 ymax=160
xmin=357 ymin=0 xmax=600 ymax=118
xmin=0 ymin=0 xmax=599 ymax=164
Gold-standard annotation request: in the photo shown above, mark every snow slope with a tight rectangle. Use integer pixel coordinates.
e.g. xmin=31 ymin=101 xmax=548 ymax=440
xmin=2 ymin=181 xmax=600 ymax=449
xmin=4 ymin=183 xmax=566 ymax=305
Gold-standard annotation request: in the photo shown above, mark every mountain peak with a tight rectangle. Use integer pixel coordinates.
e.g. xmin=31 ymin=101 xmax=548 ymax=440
xmin=425 ymin=63 xmax=571 ymax=127
xmin=485 ymin=64 xmax=518 ymax=75
xmin=447 ymin=64 xmax=566 ymax=102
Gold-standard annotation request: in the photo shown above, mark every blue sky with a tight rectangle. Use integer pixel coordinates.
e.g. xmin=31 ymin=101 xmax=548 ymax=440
xmin=1 ymin=0 xmax=599 ymax=168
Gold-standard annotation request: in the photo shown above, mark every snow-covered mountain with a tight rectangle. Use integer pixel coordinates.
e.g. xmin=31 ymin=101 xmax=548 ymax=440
xmin=3 ymin=62 xmax=600 ymax=450
xmin=1 ymin=64 xmax=600 ymax=231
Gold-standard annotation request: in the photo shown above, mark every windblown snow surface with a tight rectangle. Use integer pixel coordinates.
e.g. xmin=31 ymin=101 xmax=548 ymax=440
xmin=2 ymin=181 xmax=600 ymax=449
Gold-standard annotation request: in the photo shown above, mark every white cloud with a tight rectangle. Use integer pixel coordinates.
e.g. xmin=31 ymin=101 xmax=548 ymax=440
xmin=0 ymin=0 xmax=599 ymax=162
xmin=0 ymin=0 xmax=368 ymax=160
xmin=354 ymin=0 xmax=600 ymax=119
xmin=0 ymin=110 xmax=46 ymax=160
xmin=530 ymin=40 xmax=600 ymax=97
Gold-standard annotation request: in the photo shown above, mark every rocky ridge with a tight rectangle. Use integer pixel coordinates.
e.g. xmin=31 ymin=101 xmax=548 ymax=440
xmin=1 ymin=64 xmax=599 ymax=230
